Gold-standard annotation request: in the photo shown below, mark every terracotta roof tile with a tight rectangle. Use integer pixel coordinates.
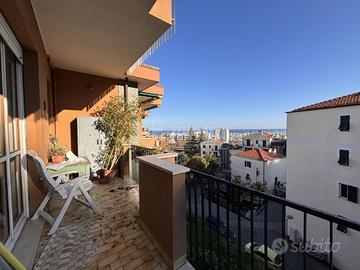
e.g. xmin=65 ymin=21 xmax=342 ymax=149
xmin=232 ymin=148 xmax=284 ymax=161
xmin=291 ymin=92 xmax=360 ymax=113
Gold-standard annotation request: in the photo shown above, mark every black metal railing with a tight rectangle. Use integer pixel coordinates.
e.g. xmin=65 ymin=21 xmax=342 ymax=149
xmin=186 ymin=169 xmax=360 ymax=270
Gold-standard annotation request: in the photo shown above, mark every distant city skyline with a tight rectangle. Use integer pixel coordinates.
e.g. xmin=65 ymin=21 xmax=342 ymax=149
xmin=143 ymin=0 xmax=360 ymax=130
xmin=149 ymin=127 xmax=286 ymax=133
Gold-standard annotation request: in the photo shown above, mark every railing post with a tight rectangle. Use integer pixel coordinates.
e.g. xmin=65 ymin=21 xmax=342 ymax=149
xmin=137 ymin=153 xmax=190 ymax=269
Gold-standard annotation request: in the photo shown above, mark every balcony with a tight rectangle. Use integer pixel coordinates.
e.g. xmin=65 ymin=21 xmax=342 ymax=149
xmin=33 ymin=177 xmax=169 ymax=270
xmin=27 ymin=154 xmax=360 ymax=270
xmin=30 ymin=152 xmax=187 ymax=270
xmin=31 ymin=0 xmax=173 ymax=79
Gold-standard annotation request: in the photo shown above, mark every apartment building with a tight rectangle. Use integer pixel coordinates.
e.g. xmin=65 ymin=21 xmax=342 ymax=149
xmin=270 ymin=138 xmax=287 ymax=156
xmin=286 ymin=92 xmax=360 ymax=270
xmin=219 ymin=144 xmax=232 ymax=180
xmin=215 ymin=127 xmax=230 ymax=143
xmin=0 ymin=0 xmax=173 ymax=256
xmin=243 ymin=131 xmax=273 ymax=150
xmin=230 ymin=148 xmax=286 ymax=189
xmin=200 ymin=141 xmax=222 ymax=157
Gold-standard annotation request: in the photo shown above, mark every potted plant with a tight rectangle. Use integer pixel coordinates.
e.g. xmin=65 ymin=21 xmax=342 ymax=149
xmin=48 ymin=134 xmax=67 ymax=164
xmin=93 ymin=96 xmax=139 ymax=183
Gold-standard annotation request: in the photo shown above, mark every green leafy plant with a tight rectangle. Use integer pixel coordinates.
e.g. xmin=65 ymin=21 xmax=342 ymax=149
xmin=232 ymin=175 xmax=267 ymax=192
xmin=177 ymin=153 xmax=190 ymax=166
xmin=186 ymin=155 xmax=208 ymax=172
xmin=249 ymin=181 xmax=267 ymax=192
xmin=203 ymin=154 xmax=220 ymax=175
xmin=184 ymin=154 xmax=220 ymax=175
xmin=93 ymin=96 xmax=139 ymax=170
xmin=48 ymin=134 xmax=67 ymax=157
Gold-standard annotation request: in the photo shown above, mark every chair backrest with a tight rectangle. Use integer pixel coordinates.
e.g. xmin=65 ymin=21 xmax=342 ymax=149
xmin=27 ymin=149 xmax=39 ymax=158
xmin=27 ymin=150 xmax=61 ymax=194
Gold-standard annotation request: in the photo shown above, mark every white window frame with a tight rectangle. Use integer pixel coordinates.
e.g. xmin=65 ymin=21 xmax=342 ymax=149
xmin=0 ymin=12 xmax=28 ymax=249
xmin=339 ymin=183 xmax=359 ymax=204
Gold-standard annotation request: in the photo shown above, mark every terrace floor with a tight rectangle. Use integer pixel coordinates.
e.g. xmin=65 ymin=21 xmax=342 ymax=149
xmin=33 ymin=177 xmax=168 ymax=270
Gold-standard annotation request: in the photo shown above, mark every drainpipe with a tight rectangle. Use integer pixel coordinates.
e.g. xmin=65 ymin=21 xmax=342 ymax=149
xmin=124 ymin=78 xmax=132 ymax=179
xmin=124 ymin=77 xmax=129 ymax=103
xmin=263 ymin=161 xmax=265 ymax=183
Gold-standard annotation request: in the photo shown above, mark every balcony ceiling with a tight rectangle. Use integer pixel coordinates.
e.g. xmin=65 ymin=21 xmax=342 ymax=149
xmin=31 ymin=0 xmax=171 ymax=79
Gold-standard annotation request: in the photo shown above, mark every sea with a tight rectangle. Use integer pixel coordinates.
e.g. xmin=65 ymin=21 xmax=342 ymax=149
xmin=150 ymin=128 xmax=286 ymax=136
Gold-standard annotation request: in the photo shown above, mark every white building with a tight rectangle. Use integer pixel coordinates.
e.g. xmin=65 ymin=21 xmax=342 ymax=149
xmin=243 ymin=131 xmax=273 ymax=150
xmin=215 ymin=128 xmax=230 ymax=143
xmin=230 ymin=148 xmax=286 ymax=190
xmin=286 ymin=92 xmax=360 ymax=270
xmin=200 ymin=141 xmax=222 ymax=158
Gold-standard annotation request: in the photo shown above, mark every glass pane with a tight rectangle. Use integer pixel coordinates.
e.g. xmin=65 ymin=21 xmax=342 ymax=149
xmin=348 ymin=186 xmax=358 ymax=203
xmin=5 ymin=46 xmax=19 ymax=153
xmin=0 ymin=163 xmax=9 ymax=243
xmin=10 ymin=156 xmax=22 ymax=224
xmin=340 ymin=184 xmax=347 ymax=198
xmin=0 ymin=49 xmax=4 ymax=157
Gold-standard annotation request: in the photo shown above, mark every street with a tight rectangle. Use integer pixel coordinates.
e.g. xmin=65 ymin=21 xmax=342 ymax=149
xmin=188 ymin=188 xmax=330 ymax=270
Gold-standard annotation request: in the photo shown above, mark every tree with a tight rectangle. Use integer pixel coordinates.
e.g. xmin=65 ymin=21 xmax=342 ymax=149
xmin=199 ymin=128 xmax=207 ymax=143
xmin=232 ymin=175 xmax=267 ymax=192
xmin=204 ymin=154 xmax=220 ymax=175
xmin=249 ymin=181 xmax=267 ymax=192
xmin=177 ymin=153 xmax=190 ymax=166
xmin=184 ymin=126 xmax=200 ymax=157
xmin=93 ymin=96 xmax=139 ymax=170
xmin=185 ymin=154 xmax=220 ymax=176
xmin=186 ymin=155 xmax=208 ymax=172
xmin=188 ymin=126 xmax=195 ymax=140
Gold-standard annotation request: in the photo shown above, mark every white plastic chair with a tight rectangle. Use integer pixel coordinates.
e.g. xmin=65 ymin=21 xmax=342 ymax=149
xmin=28 ymin=150 xmax=99 ymax=235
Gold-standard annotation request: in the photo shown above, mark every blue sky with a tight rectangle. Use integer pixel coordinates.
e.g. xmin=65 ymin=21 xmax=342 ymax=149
xmin=143 ymin=0 xmax=360 ymax=130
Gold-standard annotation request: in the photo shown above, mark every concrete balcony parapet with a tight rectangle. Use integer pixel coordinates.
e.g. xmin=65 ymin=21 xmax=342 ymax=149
xmin=137 ymin=153 xmax=190 ymax=269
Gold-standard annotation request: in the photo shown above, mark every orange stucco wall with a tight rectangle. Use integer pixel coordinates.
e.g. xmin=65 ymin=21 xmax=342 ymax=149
xmin=54 ymin=68 xmax=121 ymax=151
xmin=128 ymin=65 xmax=160 ymax=83
xmin=149 ymin=0 xmax=173 ymax=25
xmin=0 ymin=0 xmax=54 ymax=214
xmin=139 ymin=137 xmax=158 ymax=149
xmin=0 ymin=0 xmax=52 ymax=159
xmin=143 ymin=84 xmax=164 ymax=96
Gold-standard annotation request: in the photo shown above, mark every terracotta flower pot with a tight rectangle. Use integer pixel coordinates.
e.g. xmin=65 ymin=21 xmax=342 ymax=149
xmin=99 ymin=169 xmax=112 ymax=184
xmin=51 ymin=155 xmax=65 ymax=164
xmin=103 ymin=169 xmax=112 ymax=177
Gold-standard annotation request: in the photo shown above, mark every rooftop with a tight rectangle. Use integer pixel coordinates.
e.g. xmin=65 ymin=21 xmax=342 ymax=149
xmin=290 ymin=91 xmax=360 ymax=113
xmin=232 ymin=148 xmax=284 ymax=161
xmin=244 ymin=131 xmax=273 ymax=138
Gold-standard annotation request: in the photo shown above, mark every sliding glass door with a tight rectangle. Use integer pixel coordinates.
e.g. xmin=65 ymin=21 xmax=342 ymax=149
xmin=0 ymin=38 xmax=27 ymax=247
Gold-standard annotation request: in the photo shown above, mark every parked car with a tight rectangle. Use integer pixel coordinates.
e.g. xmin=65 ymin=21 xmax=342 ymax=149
xmin=244 ymin=242 xmax=282 ymax=270
xmin=206 ymin=215 xmax=237 ymax=242
xmin=305 ymin=241 xmax=328 ymax=263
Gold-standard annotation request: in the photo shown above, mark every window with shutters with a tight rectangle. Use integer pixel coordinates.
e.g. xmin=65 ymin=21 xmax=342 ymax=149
xmin=338 ymin=149 xmax=349 ymax=166
xmin=336 ymin=215 xmax=348 ymax=233
xmin=339 ymin=183 xmax=358 ymax=203
xmin=339 ymin=115 xmax=350 ymax=131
